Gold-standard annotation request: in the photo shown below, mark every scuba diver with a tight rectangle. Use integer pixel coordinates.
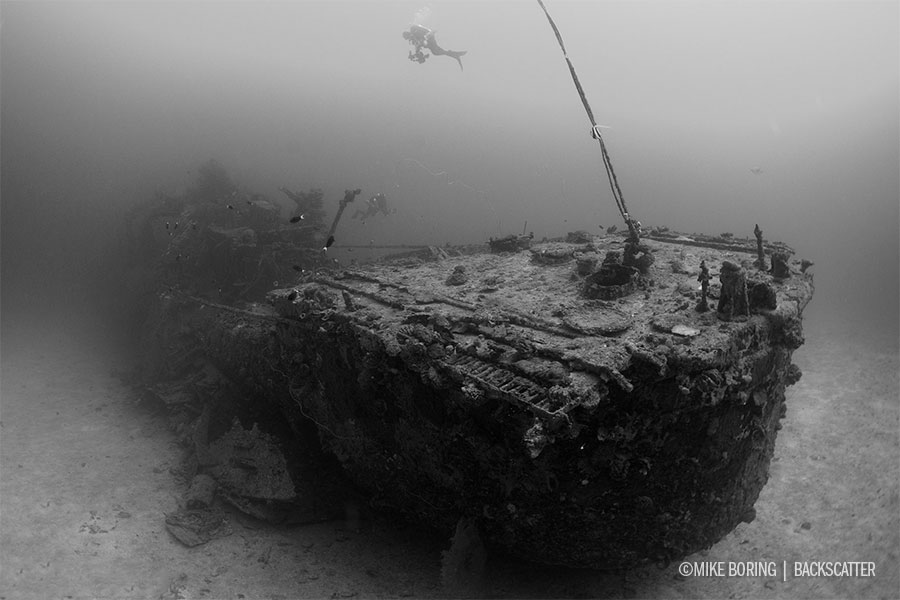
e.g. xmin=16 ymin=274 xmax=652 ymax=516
xmin=402 ymin=24 xmax=467 ymax=71
xmin=352 ymin=193 xmax=394 ymax=220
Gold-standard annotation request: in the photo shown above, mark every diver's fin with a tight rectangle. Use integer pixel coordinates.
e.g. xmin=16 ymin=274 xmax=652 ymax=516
xmin=453 ymin=51 xmax=466 ymax=71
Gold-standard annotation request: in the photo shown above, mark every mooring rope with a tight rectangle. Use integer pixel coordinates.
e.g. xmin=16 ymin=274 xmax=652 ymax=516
xmin=536 ymin=0 xmax=639 ymax=240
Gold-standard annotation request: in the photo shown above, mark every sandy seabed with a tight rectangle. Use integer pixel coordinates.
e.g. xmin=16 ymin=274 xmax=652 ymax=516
xmin=1 ymin=307 xmax=897 ymax=600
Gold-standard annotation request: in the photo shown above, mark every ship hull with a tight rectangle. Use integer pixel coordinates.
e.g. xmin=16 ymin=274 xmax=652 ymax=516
xmin=142 ymin=237 xmax=813 ymax=569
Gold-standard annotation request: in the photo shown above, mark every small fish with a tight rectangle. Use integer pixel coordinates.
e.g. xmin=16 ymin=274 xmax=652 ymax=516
xmin=291 ymin=265 xmax=304 ymax=272
xmin=246 ymin=200 xmax=253 ymax=205
xmin=174 ymin=221 xmax=179 ymax=230
xmin=289 ymin=215 xmax=305 ymax=223
xmin=165 ymin=221 xmax=170 ymax=230
xmin=191 ymin=222 xmax=197 ymax=230
xmin=227 ymin=204 xmax=234 ymax=210
xmin=324 ymin=235 xmax=335 ymax=249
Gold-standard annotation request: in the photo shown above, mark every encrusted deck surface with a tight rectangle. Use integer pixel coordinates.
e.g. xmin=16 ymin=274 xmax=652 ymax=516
xmin=277 ymin=235 xmax=812 ymax=417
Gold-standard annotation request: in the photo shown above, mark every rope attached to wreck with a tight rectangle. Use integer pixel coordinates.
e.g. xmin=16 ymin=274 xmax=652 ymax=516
xmin=536 ymin=0 xmax=640 ymax=241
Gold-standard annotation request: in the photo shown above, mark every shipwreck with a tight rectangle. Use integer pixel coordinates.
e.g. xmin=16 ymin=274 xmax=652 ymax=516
xmin=126 ymin=180 xmax=813 ymax=569
xmin=121 ymin=2 xmax=814 ymax=572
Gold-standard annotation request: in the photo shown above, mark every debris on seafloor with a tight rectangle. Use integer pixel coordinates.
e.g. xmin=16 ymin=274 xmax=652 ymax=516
xmin=164 ymin=508 xmax=233 ymax=547
xmin=204 ymin=421 xmax=297 ymax=520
